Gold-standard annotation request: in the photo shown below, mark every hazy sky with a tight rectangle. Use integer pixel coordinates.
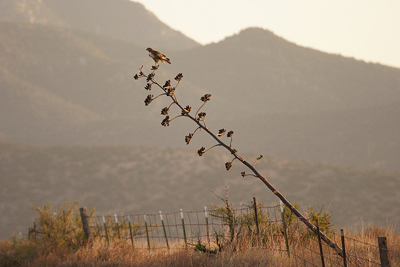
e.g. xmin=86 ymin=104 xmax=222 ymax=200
xmin=134 ymin=1 xmax=400 ymax=68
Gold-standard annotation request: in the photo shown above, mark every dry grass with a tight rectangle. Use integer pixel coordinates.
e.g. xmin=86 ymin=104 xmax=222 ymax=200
xmin=2 ymin=239 xmax=288 ymax=267
xmin=1 ymin=225 xmax=400 ymax=267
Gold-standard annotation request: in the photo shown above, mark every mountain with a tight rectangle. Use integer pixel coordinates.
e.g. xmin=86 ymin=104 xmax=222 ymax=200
xmin=1 ymin=1 xmax=400 ymax=240
xmin=1 ymin=17 xmax=400 ymax=171
xmin=1 ymin=143 xmax=399 ymax=240
xmin=163 ymin=28 xmax=400 ymax=171
xmin=0 ymin=66 xmax=103 ymax=137
xmin=174 ymin=27 xmax=400 ymax=115
xmin=0 ymin=22 xmax=138 ymax=117
xmin=0 ymin=0 xmax=200 ymax=50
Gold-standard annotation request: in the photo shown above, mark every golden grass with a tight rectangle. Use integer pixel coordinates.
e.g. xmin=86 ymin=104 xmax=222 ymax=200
xmin=13 ymin=240 xmax=288 ymax=267
xmin=1 ymin=225 xmax=400 ymax=267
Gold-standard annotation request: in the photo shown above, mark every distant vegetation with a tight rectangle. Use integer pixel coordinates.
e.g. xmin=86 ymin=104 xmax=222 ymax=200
xmin=1 ymin=142 xmax=399 ymax=241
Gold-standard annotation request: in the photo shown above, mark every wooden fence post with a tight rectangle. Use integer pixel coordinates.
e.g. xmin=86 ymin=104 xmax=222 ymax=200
xmin=340 ymin=229 xmax=347 ymax=267
xmin=144 ymin=214 xmax=150 ymax=250
xmin=280 ymin=201 xmax=290 ymax=257
xmin=103 ymin=216 xmax=109 ymax=246
xmin=79 ymin=207 xmax=90 ymax=244
xmin=128 ymin=214 xmax=135 ymax=247
xmin=253 ymin=197 xmax=260 ymax=236
xmin=378 ymin=236 xmax=391 ymax=267
xmin=28 ymin=221 xmax=37 ymax=241
xmin=316 ymin=221 xmax=325 ymax=267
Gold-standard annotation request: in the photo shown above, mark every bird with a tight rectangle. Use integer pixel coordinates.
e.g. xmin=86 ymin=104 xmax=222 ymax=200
xmin=146 ymin=47 xmax=171 ymax=65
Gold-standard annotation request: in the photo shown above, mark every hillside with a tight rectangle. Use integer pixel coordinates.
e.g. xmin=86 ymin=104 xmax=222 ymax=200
xmin=0 ymin=0 xmax=200 ymax=50
xmin=229 ymin=101 xmax=400 ymax=170
xmin=0 ymin=22 xmax=140 ymax=117
xmin=0 ymin=66 xmax=103 ymax=136
xmin=174 ymin=27 xmax=400 ymax=115
xmin=1 ymin=143 xmax=399 ymax=240
xmin=1 ymin=0 xmax=400 ymax=248
xmin=0 ymin=20 xmax=399 ymax=171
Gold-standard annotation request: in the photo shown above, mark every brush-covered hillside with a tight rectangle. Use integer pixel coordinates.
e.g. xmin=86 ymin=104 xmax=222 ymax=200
xmin=1 ymin=142 xmax=399 ymax=240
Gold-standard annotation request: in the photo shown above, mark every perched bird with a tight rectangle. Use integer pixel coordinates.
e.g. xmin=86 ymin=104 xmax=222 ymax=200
xmin=146 ymin=47 xmax=171 ymax=65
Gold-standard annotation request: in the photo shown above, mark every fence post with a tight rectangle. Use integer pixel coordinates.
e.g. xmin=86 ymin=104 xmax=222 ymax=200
xmin=205 ymin=206 xmax=210 ymax=246
xmin=253 ymin=197 xmax=260 ymax=237
xmin=340 ymin=229 xmax=347 ymax=267
xmin=114 ymin=214 xmax=120 ymax=239
xmin=378 ymin=236 xmax=391 ymax=267
xmin=103 ymin=216 xmax=109 ymax=246
xmin=160 ymin=211 xmax=169 ymax=249
xmin=180 ymin=209 xmax=187 ymax=247
xmin=79 ymin=207 xmax=90 ymax=244
xmin=316 ymin=221 xmax=326 ymax=267
xmin=144 ymin=214 xmax=150 ymax=250
xmin=128 ymin=214 xmax=134 ymax=247
xmin=28 ymin=221 xmax=37 ymax=241
xmin=280 ymin=201 xmax=290 ymax=257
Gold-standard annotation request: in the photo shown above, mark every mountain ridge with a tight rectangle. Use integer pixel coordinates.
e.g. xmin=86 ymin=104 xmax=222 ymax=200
xmin=1 ymin=20 xmax=399 ymax=171
xmin=0 ymin=0 xmax=200 ymax=50
xmin=174 ymin=27 xmax=400 ymax=115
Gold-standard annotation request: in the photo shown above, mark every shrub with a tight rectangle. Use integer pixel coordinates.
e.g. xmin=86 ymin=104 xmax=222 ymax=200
xmin=209 ymin=189 xmax=334 ymax=250
xmin=304 ymin=206 xmax=334 ymax=240
xmin=31 ymin=201 xmax=95 ymax=251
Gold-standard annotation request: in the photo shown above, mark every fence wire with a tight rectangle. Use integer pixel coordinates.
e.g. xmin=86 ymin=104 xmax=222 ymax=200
xmin=332 ymin=231 xmax=399 ymax=266
xmin=88 ymin=204 xmax=283 ymax=251
xmin=286 ymin=214 xmax=399 ymax=266
xmin=29 ymin=203 xmax=399 ymax=266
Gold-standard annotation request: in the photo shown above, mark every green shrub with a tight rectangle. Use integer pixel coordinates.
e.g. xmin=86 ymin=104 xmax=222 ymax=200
xmin=210 ymin=189 xmax=334 ymax=249
xmin=304 ymin=206 xmax=334 ymax=239
xmin=32 ymin=201 xmax=94 ymax=251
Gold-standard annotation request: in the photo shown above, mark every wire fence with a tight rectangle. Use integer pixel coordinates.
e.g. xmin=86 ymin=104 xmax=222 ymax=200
xmin=87 ymin=203 xmax=284 ymax=251
xmin=28 ymin=201 xmax=399 ymax=266
xmin=84 ymin=203 xmax=399 ymax=266
xmin=268 ymin=212 xmax=399 ymax=267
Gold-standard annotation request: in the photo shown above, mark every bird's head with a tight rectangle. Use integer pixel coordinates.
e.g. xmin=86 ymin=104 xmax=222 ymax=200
xmin=146 ymin=48 xmax=153 ymax=52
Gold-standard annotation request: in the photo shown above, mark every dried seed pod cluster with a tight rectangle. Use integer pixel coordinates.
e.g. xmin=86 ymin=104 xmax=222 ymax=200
xmin=134 ymin=63 xmax=261 ymax=172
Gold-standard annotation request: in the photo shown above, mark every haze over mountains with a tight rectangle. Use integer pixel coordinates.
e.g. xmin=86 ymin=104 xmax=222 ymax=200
xmin=1 ymin=0 xmax=400 ymax=172
xmin=1 ymin=0 xmax=400 ymax=238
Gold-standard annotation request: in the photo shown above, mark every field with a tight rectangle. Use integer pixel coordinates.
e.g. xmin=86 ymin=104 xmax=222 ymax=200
xmin=1 ymin=201 xmax=400 ymax=266
xmin=1 ymin=227 xmax=400 ymax=267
